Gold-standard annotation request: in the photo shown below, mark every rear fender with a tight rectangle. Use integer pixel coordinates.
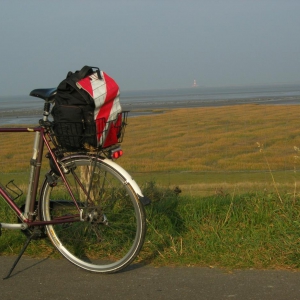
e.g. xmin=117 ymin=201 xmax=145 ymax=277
xmin=101 ymin=158 xmax=151 ymax=206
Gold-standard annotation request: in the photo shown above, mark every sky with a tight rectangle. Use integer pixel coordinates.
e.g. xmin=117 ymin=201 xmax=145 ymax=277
xmin=0 ymin=0 xmax=299 ymax=96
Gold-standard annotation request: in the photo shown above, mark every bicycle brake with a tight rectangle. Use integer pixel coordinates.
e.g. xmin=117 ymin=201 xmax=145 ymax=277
xmin=45 ymin=173 xmax=58 ymax=187
xmin=46 ymin=152 xmax=70 ymax=176
xmin=46 ymin=152 xmax=61 ymax=176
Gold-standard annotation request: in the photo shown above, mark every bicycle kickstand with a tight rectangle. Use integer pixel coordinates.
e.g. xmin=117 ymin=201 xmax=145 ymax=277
xmin=3 ymin=232 xmax=34 ymax=280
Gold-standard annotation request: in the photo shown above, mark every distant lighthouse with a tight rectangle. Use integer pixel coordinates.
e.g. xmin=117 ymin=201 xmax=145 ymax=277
xmin=192 ymin=80 xmax=198 ymax=87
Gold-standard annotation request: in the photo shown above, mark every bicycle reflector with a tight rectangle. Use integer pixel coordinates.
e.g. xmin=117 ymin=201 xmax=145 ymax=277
xmin=110 ymin=148 xmax=123 ymax=159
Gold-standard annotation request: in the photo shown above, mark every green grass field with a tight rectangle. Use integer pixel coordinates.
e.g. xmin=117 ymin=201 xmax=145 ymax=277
xmin=1 ymin=182 xmax=300 ymax=270
xmin=1 ymin=104 xmax=300 ymax=270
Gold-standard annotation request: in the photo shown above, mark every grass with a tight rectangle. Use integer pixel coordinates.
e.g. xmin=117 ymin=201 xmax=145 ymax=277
xmin=141 ymin=183 xmax=300 ymax=269
xmin=1 ymin=182 xmax=299 ymax=270
xmin=1 ymin=104 xmax=300 ymax=270
xmin=2 ymin=104 xmax=300 ymax=193
xmin=118 ymin=104 xmax=300 ymax=197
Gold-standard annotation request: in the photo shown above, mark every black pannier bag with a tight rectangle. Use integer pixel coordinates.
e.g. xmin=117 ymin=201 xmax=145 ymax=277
xmin=51 ymin=66 xmax=123 ymax=151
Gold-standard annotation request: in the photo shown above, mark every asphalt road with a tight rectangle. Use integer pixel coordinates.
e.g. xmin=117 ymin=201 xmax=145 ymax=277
xmin=1 ymin=256 xmax=300 ymax=300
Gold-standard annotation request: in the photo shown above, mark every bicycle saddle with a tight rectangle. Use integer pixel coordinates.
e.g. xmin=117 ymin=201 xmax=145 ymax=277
xmin=30 ymin=88 xmax=57 ymax=101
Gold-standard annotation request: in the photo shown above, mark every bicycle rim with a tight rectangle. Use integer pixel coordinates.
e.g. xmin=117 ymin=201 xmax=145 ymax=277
xmin=41 ymin=155 xmax=146 ymax=273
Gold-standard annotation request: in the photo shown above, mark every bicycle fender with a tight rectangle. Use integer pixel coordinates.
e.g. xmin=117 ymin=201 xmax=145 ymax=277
xmin=102 ymin=159 xmax=151 ymax=206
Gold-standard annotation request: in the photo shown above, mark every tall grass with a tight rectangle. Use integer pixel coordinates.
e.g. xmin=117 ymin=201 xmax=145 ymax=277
xmin=141 ymin=182 xmax=300 ymax=269
xmin=1 ymin=181 xmax=300 ymax=270
xmin=121 ymin=104 xmax=300 ymax=172
xmin=119 ymin=104 xmax=300 ymax=196
xmin=2 ymin=104 xmax=300 ymax=194
xmin=1 ymin=104 xmax=300 ymax=269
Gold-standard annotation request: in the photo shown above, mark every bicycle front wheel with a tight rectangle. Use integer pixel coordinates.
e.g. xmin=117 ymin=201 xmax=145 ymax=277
xmin=41 ymin=155 xmax=146 ymax=273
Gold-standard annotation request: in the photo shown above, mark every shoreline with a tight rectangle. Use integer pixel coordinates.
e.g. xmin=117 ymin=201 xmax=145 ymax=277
xmin=122 ymin=95 xmax=300 ymax=110
xmin=0 ymin=95 xmax=300 ymax=125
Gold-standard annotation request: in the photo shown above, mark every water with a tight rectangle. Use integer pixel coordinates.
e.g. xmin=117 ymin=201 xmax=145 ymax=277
xmin=1 ymin=83 xmax=300 ymax=125
xmin=122 ymin=84 xmax=300 ymax=102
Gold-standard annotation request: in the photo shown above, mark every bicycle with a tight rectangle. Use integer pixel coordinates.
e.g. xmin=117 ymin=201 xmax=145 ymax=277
xmin=0 ymin=88 xmax=150 ymax=279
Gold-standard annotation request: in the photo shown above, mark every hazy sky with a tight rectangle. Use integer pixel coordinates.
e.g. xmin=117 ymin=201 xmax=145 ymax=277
xmin=0 ymin=0 xmax=299 ymax=96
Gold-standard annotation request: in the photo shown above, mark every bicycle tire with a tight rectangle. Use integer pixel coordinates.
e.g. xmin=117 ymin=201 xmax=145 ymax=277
xmin=40 ymin=155 xmax=146 ymax=273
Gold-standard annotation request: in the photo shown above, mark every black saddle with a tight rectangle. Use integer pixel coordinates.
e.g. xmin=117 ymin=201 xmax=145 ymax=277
xmin=30 ymin=88 xmax=57 ymax=101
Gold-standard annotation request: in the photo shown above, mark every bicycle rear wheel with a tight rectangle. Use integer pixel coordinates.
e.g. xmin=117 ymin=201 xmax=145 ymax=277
xmin=41 ymin=155 xmax=146 ymax=273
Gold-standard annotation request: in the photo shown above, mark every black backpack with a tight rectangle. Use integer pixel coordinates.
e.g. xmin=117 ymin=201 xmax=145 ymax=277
xmin=52 ymin=66 xmax=117 ymax=151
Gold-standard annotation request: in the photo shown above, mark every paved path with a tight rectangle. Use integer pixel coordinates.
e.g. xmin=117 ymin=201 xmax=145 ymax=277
xmin=1 ymin=256 xmax=300 ymax=300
